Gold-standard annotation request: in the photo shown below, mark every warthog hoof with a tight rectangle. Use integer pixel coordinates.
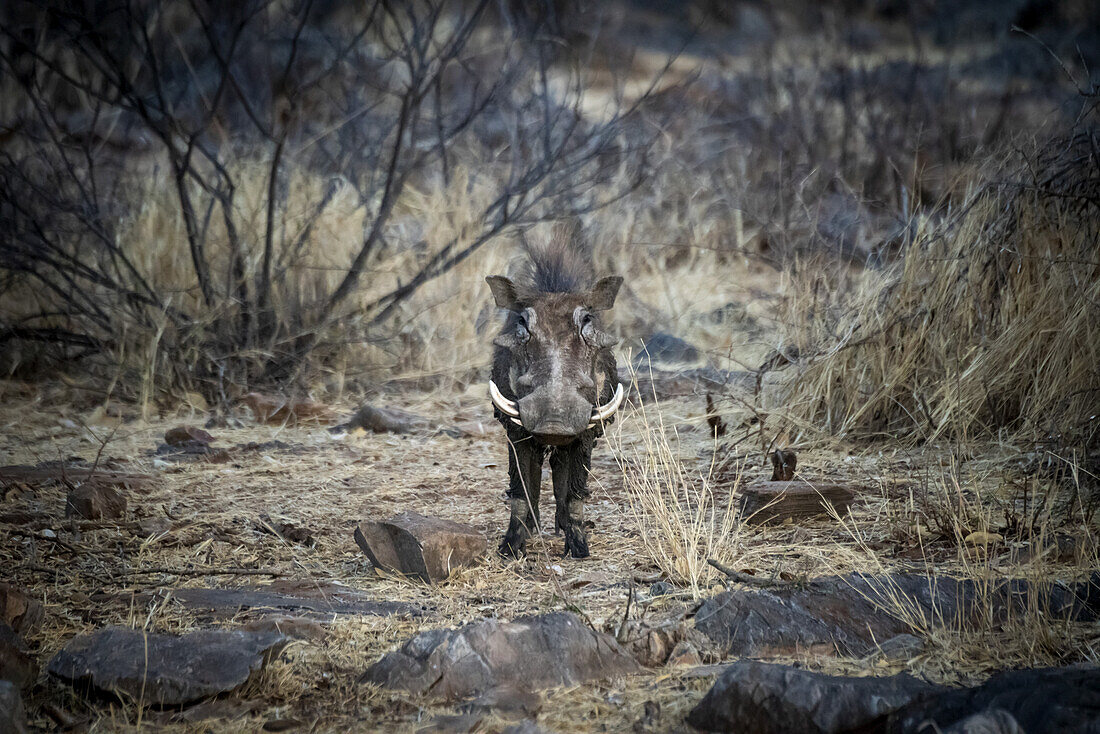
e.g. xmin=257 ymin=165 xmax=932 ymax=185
xmin=563 ymin=527 xmax=589 ymax=559
xmin=499 ymin=534 xmax=528 ymax=559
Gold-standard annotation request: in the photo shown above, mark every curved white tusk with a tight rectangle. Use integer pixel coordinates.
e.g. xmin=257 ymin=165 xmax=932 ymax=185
xmin=588 ymin=383 xmax=625 ymax=427
xmin=489 ymin=380 xmax=521 ymax=418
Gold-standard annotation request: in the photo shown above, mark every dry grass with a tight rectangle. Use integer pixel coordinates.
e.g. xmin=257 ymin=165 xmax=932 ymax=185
xmin=775 ymin=129 xmax=1100 ymax=448
xmin=608 ymin=369 xmax=747 ymax=598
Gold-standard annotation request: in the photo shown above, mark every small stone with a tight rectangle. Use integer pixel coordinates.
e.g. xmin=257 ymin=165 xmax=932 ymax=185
xmin=667 ymin=640 xmax=701 ymax=667
xmin=66 ymin=483 xmax=126 ymax=519
xmin=354 ymin=512 xmax=487 ymax=583
xmin=164 ymin=425 xmax=214 ymax=446
xmin=0 ymin=586 xmax=43 ymax=636
xmin=48 ymin=627 xmax=287 ymax=705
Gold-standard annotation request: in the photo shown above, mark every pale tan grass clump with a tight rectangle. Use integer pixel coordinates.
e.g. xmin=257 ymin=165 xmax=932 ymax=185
xmin=777 ymin=130 xmax=1100 ymax=446
xmin=609 ymin=375 xmax=745 ymax=598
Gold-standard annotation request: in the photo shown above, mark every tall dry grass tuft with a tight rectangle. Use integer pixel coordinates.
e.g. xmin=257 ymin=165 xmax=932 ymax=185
xmin=777 ymin=127 xmax=1100 ymax=449
xmin=609 ymin=368 xmax=746 ymax=598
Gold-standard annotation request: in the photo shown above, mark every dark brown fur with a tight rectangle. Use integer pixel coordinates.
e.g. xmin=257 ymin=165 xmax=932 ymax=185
xmin=486 ymin=231 xmax=621 ymax=558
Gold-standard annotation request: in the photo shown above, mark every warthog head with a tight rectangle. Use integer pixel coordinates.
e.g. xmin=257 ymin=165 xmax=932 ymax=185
xmin=487 ymin=273 xmax=625 ymax=445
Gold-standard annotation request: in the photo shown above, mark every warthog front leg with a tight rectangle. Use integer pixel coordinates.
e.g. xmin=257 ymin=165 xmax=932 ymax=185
xmin=500 ymin=440 xmax=543 ymax=558
xmin=550 ymin=435 xmax=593 ymax=558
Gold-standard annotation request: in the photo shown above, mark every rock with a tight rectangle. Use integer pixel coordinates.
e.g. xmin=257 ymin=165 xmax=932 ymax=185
xmin=885 ymin=665 xmax=1100 ymax=734
xmin=242 ymin=393 xmax=335 ymax=425
xmin=868 ymin=633 xmax=924 ymax=662
xmin=0 ymin=586 xmax=43 ymax=636
xmin=695 ymin=573 xmax=1100 ymax=658
xmin=0 ymin=680 xmax=27 ymax=734
xmin=354 ymin=512 xmax=487 ymax=584
xmin=164 ymin=425 xmax=214 ymax=446
xmin=362 ymin=612 xmax=641 ymax=699
xmin=341 ymin=404 xmax=432 ymax=434
xmin=48 ymin=627 xmax=287 ymax=706
xmin=667 ymin=640 xmax=702 ymax=667
xmin=942 ymin=709 xmax=1025 ymax=734
xmin=686 ymin=661 xmax=944 ymax=733
xmin=65 ymin=483 xmax=126 ymax=520
xmin=132 ymin=580 xmax=422 ymax=621
xmin=770 ymin=449 xmax=797 ymax=481
xmin=0 ymin=624 xmax=36 ymax=691
xmin=738 ymin=479 xmax=857 ymax=524
xmin=256 ymin=515 xmax=315 ymax=546
xmin=634 ymin=333 xmax=700 ymax=365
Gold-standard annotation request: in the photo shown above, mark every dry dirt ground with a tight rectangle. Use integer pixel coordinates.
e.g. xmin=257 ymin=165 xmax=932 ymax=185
xmin=3 ymin=378 xmax=1096 ymax=733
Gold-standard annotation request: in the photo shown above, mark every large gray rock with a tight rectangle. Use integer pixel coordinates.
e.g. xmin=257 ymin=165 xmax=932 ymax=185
xmin=0 ymin=680 xmax=27 ymax=734
xmin=695 ymin=573 xmax=1099 ymax=658
xmin=686 ymin=661 xmax=943 ymax=733
xmin=48 ymin=627 xmax=286 ymax=705
xmin=362 ymin=612 xmax=641 ymax=700
xmin=884 ymin=666 xmax=1100 ymax=734
xmin=688 ymin=663 xmax=1100 ymax=734
xmin=355 ymin=512 xmax=487 ymax=583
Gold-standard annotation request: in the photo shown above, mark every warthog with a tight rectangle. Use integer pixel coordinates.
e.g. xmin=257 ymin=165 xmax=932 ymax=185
xmin=486 ymin=236 xmax=625 ymax=558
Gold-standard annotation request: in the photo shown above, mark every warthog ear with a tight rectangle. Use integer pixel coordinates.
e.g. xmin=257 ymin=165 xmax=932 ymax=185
xmin=486 ymin=275 xmax=521 ymax=311
xmin=586 ymin=276 xmax=623 ymax=311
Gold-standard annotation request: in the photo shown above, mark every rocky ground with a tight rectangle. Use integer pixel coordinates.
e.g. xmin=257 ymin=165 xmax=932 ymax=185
xmin=1 ymin=376 xmax=1098 ymax=733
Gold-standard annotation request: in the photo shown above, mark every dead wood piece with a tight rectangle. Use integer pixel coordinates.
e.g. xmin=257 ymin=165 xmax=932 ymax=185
xmin=0 ymin=464 xmax=153 ymax=492
xmin=705 ymin=393 xmax=727 ymax=437
xmin=354 ymin=512 xmax=487 ymax=583
xmin=770 ymin=449 xmax=797 ymax=481
xmin=740 ymin=479 xmax=857 ymax=524
xmin=706 ymin=559 xmax=792 ymax=588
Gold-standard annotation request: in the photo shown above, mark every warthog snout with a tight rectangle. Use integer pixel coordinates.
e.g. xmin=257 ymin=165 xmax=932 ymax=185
xmin=517 ymin=386 xmax=594 ymax=444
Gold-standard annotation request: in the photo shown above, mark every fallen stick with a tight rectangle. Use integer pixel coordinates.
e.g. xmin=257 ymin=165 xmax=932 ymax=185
xmin=706 ymin=559 xmax=793 ymax=588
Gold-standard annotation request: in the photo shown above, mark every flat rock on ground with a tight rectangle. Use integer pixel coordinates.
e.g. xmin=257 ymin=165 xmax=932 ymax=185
xmin=695 ymin=573 xmax=1100 ymax=658
xmin=686 ymin=660 xmax=944 ymax=733
xmin=362 ymin=611 xmax=641 ymax=700
xmin=355 ymin=512 xmax=487 ymax=583
xmin=48 ymin=627 xmax=287 ymax=706
xmin=130 ymin=580 xmax=424 ymax=621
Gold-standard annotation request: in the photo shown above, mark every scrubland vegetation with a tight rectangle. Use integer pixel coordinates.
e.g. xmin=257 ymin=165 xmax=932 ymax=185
xmin=1 ymin=1 xmax=1098 ymax=731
